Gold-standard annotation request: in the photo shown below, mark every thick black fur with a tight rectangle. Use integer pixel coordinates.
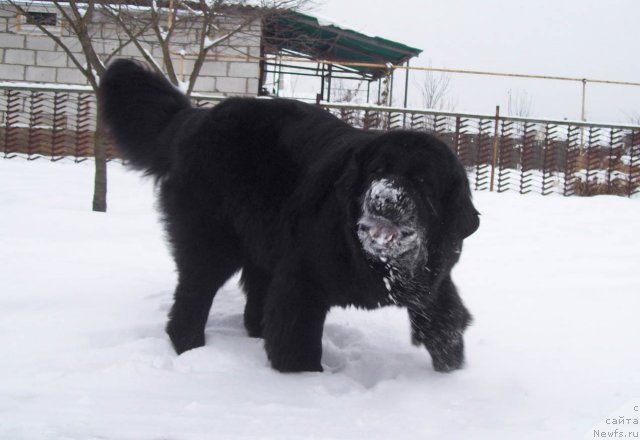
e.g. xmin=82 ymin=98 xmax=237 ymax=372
xmin=100 ymin=59 xmax=480 ymax=373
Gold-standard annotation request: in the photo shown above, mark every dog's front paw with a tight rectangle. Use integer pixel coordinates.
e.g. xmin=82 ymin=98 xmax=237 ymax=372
xmin=269 ymin=353 xmax=324 ymax=373
xmin=166 ymin=320 xmax=205 ymax=354
xmin=265 ymin=339 xmax=323 ymax=373
xmin=425 ymin=333 xmax=465 ymax=373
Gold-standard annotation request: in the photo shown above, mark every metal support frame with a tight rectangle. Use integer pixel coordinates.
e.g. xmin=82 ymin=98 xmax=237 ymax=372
xmin=403 ymin=60 xmax=410 ymax=125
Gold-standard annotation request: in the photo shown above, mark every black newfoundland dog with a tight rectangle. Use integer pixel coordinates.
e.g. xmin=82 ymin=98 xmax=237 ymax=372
xmin=100 ymin=59 xmax=479 ymax=373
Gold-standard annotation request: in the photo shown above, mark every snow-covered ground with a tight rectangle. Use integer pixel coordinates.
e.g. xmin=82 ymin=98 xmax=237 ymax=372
xmin=1 ymin=158 xmax=639 ymax=440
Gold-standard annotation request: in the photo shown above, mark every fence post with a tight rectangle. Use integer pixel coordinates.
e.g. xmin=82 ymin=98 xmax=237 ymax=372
xmin=489 ymin=105 xmax=500 ymax=192
xmin=580 ymin=79 xmax=587 ymax=147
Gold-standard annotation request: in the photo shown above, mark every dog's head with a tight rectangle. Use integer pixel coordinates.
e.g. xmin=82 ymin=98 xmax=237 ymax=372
xmin=338 ymin=131 xmax=479 ymax=279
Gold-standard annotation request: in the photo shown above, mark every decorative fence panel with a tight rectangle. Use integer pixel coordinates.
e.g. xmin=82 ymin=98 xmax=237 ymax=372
xmin=2 ymin=83 xmax=639 ymax=197
xmin=319 ymin=103 xmax=640 ymax=197
xmin=0 ymin=84 xmax=116 ymax=162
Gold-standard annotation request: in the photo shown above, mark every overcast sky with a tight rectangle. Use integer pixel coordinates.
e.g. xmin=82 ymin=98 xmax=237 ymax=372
xmin=309 ymin=0 xmax=639 ymax=124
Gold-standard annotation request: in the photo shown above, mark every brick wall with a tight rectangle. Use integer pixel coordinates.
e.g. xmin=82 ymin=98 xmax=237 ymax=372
xmin=0 ymin=6 xmax=261 ymax=96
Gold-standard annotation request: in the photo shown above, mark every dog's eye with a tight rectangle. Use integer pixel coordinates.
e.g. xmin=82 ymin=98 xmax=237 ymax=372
xmin=401 ymin=229 xmax=416 ymax=239
xmin=374 ymin=167 xmax=385 ymax=174
xmin=414 ymin=176 xmax=426 ymax=184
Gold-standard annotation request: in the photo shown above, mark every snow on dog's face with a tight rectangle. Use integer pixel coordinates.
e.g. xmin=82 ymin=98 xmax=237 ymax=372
xmin=357 ymin=177 xmax=426 ymax=271
xmin=332 ymin=129 xmax=479 ymax=303
xmin=345 ymin=131 xmax=479 ymax=291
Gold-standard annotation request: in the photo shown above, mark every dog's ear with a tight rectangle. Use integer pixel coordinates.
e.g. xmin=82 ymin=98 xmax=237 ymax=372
xmin=288 ymin=147 xmax=361 ymax=218
xmin=334 ymin=148 xmax=365 ymax=206
xmin=284 ymin=148 xmax=363 ymax=239
xmin=444 ymin=175 xmax=480 ymax=239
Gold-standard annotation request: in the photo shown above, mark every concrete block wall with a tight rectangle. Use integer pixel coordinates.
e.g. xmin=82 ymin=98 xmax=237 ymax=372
xmin=0 ymin=6 xmax=262 ymax=96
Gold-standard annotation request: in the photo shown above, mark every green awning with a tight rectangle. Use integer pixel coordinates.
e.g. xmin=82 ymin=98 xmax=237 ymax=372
xmin=263 ymin=11 xmax=422 ymax=79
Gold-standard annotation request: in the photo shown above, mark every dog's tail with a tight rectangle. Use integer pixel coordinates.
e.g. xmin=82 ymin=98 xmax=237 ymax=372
xmin=99 ymin=59 xmax=191 ymax=177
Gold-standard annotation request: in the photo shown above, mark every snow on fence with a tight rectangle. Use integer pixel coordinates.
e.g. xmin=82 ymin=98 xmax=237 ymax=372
xmin=1 ymin=83 xmax=639 ymax=197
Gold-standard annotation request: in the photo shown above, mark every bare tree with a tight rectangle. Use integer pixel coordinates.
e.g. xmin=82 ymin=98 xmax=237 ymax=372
xmin=420 ymin=69 xmax=455 ymax=111
xmin=2 ymin=0 xmax=309 ymax=212
xmin=507 ymin=89 xmax=534 ymax=140
xmin=4 ymin=0 xmax=134 ymax=211
xmin=507 ymin=88 xmax=533 ymax=117
xmin=624 ymin=111 xmax=640 ymax=125
xmin=101 ymin=0 xmax=308 ymax=96
xmin=332 ymin=78 xmax=364 ymax=103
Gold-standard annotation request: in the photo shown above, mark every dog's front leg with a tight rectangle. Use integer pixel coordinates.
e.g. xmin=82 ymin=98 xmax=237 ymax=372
xmin=408 ymin=276 xmax=471 ymax=372
xmin=262 ymin=262 xmax=328 ymax=373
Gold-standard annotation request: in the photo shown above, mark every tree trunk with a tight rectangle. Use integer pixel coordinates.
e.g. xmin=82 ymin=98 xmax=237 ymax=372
xmin=92 ymin=109 xmax=108 ymax=212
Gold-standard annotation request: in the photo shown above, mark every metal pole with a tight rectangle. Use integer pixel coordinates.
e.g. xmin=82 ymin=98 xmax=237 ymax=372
xmin=581 ymin=79 xmax=587 ymax=122
xmin=319 ymin=63 xmax=325 ymax=101
xmin=276 ymin=55 xmax=283 ymax=96
xmin=581 ymin=79 xmax=587 ymax=146
xmin=403 ymin=60 xmax=410 ymax=108
xmin=327 ymin=64 xmax=333 ymax=102
xmin=174 ymin=51 xmax=640 ymax=89
xmin=388 ymin=66 xmax=394 ymax=106
xmin=403 ymin=60 xmax=410 ymax=126
xmin=489 ymin=105 xmax=500 ymax=192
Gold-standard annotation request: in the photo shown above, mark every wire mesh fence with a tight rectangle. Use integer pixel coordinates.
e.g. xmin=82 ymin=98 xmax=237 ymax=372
xmin=1 ymin=83 xmax=639 ymax=197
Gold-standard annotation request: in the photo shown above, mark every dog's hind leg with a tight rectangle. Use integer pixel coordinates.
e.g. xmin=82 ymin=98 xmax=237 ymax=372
xmin=239 ymin=261 xmax=272 ymax=338
xmin=165 ymin=217 xmax=243 ymax=355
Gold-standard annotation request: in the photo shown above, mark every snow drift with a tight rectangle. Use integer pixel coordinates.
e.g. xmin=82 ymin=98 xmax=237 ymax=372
xmin=0 ymin=158 xmax=638 ymax=439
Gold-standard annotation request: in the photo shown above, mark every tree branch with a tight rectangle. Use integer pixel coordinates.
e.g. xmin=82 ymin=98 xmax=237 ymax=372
xmin=7 ymin=0 xmax=100 ymax=89
xmin=186 ymin=4 xmax=259 ymax=95
xmin=100 ymin=3 xmax=163 ymax=75
xmin=63 ymin=1 xmax=106 ymax=77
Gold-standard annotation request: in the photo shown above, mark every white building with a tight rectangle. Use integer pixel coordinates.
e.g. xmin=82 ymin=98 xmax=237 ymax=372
xmin=0 ymin=1 xmax=262 ymax=96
